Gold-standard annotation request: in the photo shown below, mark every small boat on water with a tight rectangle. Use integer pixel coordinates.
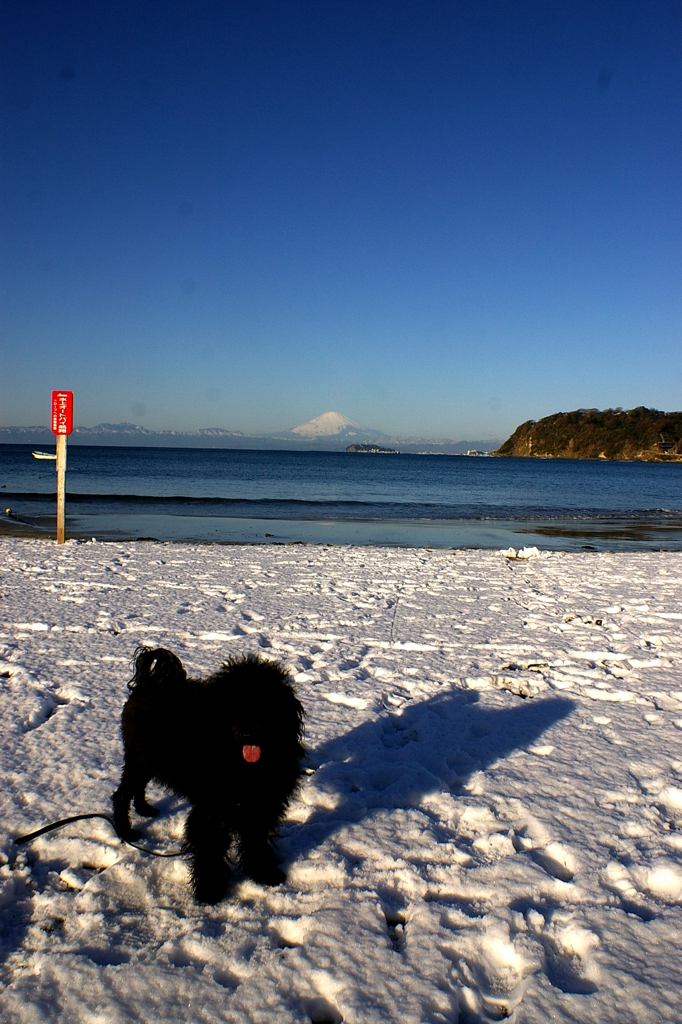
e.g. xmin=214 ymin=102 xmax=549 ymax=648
xmin=32 ymin=451 xmax=57 ymax=460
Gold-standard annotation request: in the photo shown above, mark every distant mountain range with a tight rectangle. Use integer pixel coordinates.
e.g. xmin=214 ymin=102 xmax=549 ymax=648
xmin=0 ymin=411 xmax=501 ymax=454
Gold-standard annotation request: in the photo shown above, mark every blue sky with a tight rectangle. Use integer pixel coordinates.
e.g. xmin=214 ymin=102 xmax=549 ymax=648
xmin=2 ymin=1 xmax=681 ymax=440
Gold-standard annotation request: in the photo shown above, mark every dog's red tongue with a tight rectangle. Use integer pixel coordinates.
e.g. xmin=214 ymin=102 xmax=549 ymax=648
xmin=242 ymin=744 xmax=261 ymax=763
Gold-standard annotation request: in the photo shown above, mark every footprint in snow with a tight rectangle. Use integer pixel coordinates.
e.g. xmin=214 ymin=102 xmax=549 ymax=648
xmin=298 ymin=994 xmax=342 ymax=1024
xmin=602 ymin=858 xmax=682 ymax=917
xmin=381 ymin=905 xmax=408 ymax=952
xmin=453 ymin=920 xmax=538 ymax=1022
xmin=527 ymin=911 xmax=600 ymax=994
xmin=268 ymin=916 xmax=308 ymax=949
xmin=531 ymin=843 xmax=576 ymax=883
xmin=1 ymin=661 xmax=71 ymax=732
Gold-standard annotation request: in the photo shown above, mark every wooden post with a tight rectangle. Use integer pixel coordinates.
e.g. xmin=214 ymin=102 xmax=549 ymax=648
xmin=51 ymin=390 xmax=73 ymax=543
xmin=56 ymin=434 xmax=67 ymax=543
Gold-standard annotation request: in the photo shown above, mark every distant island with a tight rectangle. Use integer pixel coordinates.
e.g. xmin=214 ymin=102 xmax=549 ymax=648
xmin=345 ymin=443 xmax=400 ymax=454
xmin=495 ymin=407 xmax=682 ymax=461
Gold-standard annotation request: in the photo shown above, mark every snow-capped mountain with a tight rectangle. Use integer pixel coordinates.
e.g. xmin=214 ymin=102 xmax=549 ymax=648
xmin=291 ymin=411 xmax=359 ymax=438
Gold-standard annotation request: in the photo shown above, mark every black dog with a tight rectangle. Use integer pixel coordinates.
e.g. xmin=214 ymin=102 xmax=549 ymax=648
xmin=113 ymin=647 xmax=305 ymax=904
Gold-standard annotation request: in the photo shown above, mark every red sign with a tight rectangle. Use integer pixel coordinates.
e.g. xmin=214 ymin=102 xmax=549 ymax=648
xmin=51 ymin=391 xmax=73 ymax=435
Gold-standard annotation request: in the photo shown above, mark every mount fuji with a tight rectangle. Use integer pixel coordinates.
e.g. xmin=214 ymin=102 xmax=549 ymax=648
xmin=290 ymin=411 xmax=359 ymax=438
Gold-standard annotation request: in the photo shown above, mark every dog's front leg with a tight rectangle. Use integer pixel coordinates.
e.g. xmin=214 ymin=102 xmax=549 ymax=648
xmin=239 ymin=832 xmax=286 ymax=886
xmin=112 ymin=767 xmax=143 ymax=841
xmin=133 ymin=784 xmax=161 ymax=818
xmin=183 ymin=806 xmax=231 ymax=905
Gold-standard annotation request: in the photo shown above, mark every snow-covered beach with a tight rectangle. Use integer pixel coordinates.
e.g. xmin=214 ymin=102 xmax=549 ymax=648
xmin=1 ymin=538 xmax=681 ymax=1023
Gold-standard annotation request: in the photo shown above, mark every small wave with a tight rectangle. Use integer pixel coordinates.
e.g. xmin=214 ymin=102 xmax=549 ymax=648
xmin=3 ymin=492 xmax=682 ymax=524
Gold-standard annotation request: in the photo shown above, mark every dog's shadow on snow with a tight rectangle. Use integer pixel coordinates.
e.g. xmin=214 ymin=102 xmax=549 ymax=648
xmin=281 ymin=687 xmax=575 ymax=862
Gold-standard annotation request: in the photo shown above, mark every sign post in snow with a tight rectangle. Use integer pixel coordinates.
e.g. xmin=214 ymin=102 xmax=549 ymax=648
xmin=51 ymin=391 xmax=73 ymax=544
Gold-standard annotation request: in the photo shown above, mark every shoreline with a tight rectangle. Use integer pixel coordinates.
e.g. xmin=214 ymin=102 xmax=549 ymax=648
xmin=2 ymin=510 xmax=682 ymax=551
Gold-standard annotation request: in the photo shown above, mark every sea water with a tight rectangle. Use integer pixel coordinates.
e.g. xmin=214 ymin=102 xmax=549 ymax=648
xmin=1 ymin=444 xmax=681 ymax=549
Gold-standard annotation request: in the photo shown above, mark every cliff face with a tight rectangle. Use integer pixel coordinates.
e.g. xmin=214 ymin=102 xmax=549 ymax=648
xmin=495 ymin=407 xmax=682 ymax=461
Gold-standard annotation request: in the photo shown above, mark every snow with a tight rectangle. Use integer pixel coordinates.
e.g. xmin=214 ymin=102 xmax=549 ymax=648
xmin=291 ymin=412 xmax=358 ymax=437
xmin=1 ymin=537 xmax=681 ymax=1023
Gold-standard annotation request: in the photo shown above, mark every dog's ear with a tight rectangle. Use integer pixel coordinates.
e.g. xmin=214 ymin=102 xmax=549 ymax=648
xmin=129 ymin=646 xmax=187 ymax=690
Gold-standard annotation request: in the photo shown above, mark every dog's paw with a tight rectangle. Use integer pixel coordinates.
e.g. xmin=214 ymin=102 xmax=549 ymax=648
xmin=246 ymin=863 xmax=286 ymax=887
xmin=192 ymin=875 xmax=229 ymax=905
xmin=240 ymin=839 xmax=286 ymax=886
xmin=134 ymin=800 xmax=161 ymax=818
xmin=116 ymin=824 xmax=143 ymax=842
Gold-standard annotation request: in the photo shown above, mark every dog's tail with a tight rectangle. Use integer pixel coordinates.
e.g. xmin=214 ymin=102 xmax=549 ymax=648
xmin=128 ymin=646 xmax=187 ymax=692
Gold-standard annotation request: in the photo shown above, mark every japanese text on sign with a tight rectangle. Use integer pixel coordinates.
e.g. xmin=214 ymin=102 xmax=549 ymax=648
xmin=51 ymin=391 xmax=73 ymax=435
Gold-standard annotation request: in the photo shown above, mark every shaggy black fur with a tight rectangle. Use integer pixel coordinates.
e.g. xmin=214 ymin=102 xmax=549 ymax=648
xmin=112 ymin=647 xmax=305 ymax=904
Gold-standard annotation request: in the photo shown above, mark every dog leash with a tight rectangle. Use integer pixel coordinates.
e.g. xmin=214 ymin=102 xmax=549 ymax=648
xmin=14 ymin=812 xmax=184 ymax=858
